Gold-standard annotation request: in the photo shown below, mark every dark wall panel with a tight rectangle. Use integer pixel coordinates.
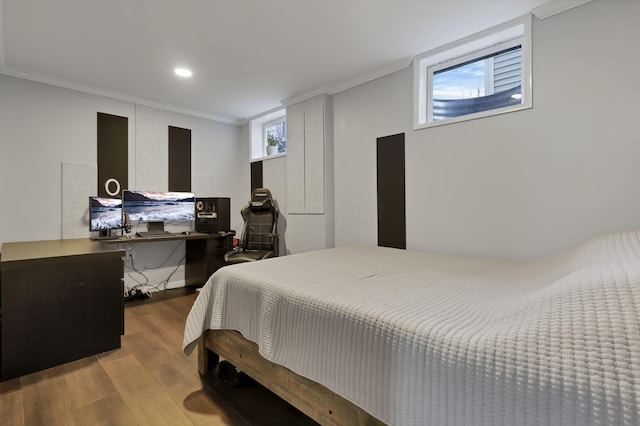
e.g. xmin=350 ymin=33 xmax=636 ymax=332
xmin=377 ymin=133 xmax=406 ymax=249
xmin=97 ymin=113 xmax=128 ymax=197
xmin=168 ymin=126 xmax=192 ymax=192
xmin=251 ymin=161 xmax=263 ymax=192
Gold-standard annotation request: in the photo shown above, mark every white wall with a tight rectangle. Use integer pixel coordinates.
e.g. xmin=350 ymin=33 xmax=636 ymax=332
xmin=257 ymin=95 xmax=336 ymax=256
xmin=263 ymin=156 xmax=334 ymax=255
xmin=0 ymin=74 xmax=247 ymax=289
xmin=262 ymin=155 xmax=288 ymax=255
xmin=284 ymin=94 xmax=335 ymax=254
xmin=0 ymin=75 xmax=132 ymax=243
xmin=132 ymin=103 xmax=248 ymax=230
xmin=334 ymin=0 xmax=640 ymax=259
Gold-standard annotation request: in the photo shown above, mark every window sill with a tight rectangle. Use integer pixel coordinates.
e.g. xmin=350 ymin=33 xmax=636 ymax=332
xmin=252 ymin=152 xmax=287 ymax=162
xmin=414 ymin=102 xmax=532 ymax=130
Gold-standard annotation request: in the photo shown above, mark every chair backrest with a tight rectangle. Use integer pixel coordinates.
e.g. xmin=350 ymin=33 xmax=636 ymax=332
xmin=240 ymin=188 xmax=278 ymax=251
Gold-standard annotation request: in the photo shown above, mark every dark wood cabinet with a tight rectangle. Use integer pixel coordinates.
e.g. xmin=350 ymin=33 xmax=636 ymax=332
xmin=0 ymin=239 xmax=124 ymax=381
xmin=205 ymin=233 xmax=232 ymax=282
xmin=185 ymin=234 xmax=232 ymax=287
xmin=0 ymin=233 xmax=228 ymax=381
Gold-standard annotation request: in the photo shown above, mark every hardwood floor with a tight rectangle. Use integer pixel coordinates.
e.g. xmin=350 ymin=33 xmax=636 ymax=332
xmin=0 ymin=289 xmax=318 ymax=426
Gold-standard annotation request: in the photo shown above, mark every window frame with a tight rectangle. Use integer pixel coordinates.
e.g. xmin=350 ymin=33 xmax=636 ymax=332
xmin=263 ymin=116 xmax=286 ymax=154
xmin=413 ymin=14 xmax=532 ymax=130
xmin=249 ymin=107 xmax=286 ymax=162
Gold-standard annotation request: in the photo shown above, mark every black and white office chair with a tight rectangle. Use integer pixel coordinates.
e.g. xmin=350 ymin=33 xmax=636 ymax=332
xmin=224 ymin=188 xmax=279 ymax=264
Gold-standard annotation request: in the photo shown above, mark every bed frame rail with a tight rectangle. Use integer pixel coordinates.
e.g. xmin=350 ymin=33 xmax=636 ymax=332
xmin=198 ymin=330 xmax=385 ymax=426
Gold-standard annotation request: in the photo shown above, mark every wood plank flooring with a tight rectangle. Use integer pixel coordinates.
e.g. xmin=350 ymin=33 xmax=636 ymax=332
xmin=0 ymin=289 xmax=318 ymax=426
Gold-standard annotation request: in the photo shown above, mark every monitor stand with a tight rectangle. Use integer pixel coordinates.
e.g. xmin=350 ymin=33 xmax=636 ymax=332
xmin=135 ymin=221 xmax=170 ymax=237
xmin=94 ymin=229 xmax=120 ymax=240
xmin=147 ymin=221 xmax=165 ymax=233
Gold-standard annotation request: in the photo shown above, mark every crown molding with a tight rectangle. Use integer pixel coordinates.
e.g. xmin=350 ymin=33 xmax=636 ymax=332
xmin=0 ymin=65 xmax=243 ymax=126
xmin=248 ymin=104 xmax=286 ymax=122
xmin=281 ymin=56 xmax=412 ymax=107
xmin=532 ymin=0 xmax=592 ymax=19
xmin=329 ymin=56 xmax=412 ymax=95
xmin=280 ymin=85 xmax=331 ymax=108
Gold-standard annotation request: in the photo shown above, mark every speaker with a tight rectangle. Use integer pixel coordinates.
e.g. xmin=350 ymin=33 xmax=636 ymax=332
xmin=195 ymin=197 xmax=230 ymax=233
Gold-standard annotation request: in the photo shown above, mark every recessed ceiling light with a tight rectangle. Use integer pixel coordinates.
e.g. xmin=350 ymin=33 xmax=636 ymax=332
xmin=174 ymin=68 xmax=192 ymax=78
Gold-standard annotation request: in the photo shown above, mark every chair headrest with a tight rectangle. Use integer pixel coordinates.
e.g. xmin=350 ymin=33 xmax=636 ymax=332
xmin=249 ymin=188 xmax=274 ymax=209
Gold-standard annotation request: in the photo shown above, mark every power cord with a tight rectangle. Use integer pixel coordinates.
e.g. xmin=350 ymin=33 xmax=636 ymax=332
xmin=122 ymin=241 xmax=185 ymax=298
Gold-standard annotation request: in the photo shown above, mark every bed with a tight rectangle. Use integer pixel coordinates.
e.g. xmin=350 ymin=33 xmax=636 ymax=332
xmin=183 ymin=230 xmax=640 ymax=425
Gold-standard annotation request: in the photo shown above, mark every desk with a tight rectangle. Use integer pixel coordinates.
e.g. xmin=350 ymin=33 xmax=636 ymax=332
xmin=0 ymin=239 xmax=124 ymax=381
xmin=101 ymin=232 xmax=233 ymax=287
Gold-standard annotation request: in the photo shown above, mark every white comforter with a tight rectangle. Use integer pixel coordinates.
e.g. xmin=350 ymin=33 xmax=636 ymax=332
xmin=183 ymin=230 xmax=640 ymax=426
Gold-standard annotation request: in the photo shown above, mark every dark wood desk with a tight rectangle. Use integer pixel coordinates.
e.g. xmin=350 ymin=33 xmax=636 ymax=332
xmin=0 ymin=239 xmax=125 ymax=381
xmin=101 ymin=232 xmax=233 ymax=287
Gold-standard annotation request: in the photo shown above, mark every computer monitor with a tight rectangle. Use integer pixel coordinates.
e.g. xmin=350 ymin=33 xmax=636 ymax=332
xmin=89 ymin=196 xmax=123 ymax=232
xmin=122 ymin=190 xmax=195 ymax=223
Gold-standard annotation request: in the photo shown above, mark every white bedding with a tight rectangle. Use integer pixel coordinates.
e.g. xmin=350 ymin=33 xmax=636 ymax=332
xmin=183 ymin=230 xmax=640 ymax=426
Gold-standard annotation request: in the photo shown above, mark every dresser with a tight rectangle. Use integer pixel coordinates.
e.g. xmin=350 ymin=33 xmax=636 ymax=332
xmin=0 ymin=238 xmax=124 ymax=381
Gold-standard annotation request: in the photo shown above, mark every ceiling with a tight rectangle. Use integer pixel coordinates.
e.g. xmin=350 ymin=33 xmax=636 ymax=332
xmin=0 ymin=0 xmax=552 ymax=125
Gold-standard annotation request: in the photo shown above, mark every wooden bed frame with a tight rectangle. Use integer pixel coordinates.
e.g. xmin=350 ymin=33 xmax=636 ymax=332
xmin=198 ymin=329 xmax=385 ymax=426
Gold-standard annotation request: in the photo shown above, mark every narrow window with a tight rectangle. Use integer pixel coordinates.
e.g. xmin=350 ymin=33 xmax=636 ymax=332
xmin=414 ymin=15 xmax=531 ymax=129
xmin=264 ymin=117 xmax=287 ymax=154
xmin=250 ymin=108 xmax=286 ymax=161
xmin=431 ymin=44 xmax=522 ymax=121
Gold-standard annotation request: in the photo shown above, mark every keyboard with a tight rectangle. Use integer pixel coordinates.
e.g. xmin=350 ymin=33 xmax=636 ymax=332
xmin=90 ymin=235 xmax=121 ymax=241
xmin=135 ymin=231 xmax=172 ymax=238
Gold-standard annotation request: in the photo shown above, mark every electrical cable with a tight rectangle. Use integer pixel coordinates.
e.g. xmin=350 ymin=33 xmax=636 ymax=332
xmin=122 ymin=241 xmax=185 ymax=294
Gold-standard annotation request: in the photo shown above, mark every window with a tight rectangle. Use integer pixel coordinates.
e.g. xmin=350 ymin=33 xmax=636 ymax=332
xmin=264 ymin=117 xmax=286 ymax=154
xmin=250 ymin=108 xmax=286 ymax=161
xmin=414 ymin=15 xmax=531 ymax=129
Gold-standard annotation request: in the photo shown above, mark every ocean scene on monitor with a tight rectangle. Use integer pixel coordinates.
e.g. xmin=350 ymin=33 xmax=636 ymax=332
xmin=90 ymin=197 xmax=123 ymax=231
xmin=123 ymin=191 xmax=195 ymax=222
